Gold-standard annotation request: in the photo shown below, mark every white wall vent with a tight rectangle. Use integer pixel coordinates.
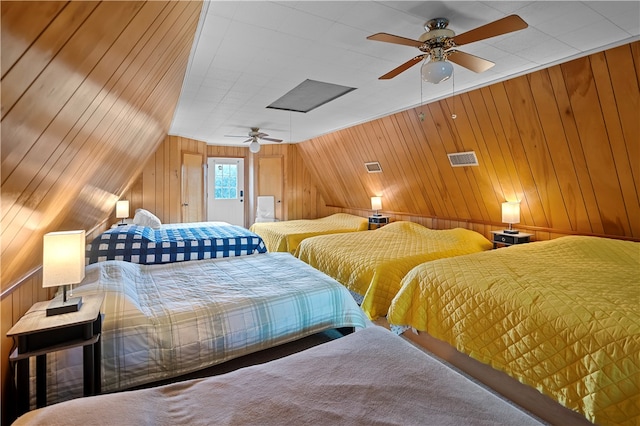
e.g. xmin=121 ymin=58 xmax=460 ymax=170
xmin=364 ymin=161 xmax=382 ymax=173
xmin=447 ymin=151 xmax=479 ymax=167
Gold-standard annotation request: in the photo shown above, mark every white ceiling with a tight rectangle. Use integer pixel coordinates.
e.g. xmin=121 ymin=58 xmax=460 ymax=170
xmin=169 ymin=1 xmax=640 ymax=147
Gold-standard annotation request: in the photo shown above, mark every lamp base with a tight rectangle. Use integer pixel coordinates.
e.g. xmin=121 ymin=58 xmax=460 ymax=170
xmin=503 ymin=229 xmax=519 ymax=234
xmin=46 ymin=297 xmax=83 ymax=316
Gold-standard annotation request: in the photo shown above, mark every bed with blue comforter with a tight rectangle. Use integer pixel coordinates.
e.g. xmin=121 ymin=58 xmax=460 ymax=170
xmin=37 ymin=253 xmax=368 ymax=406
xmin=86 ymin=222 xmax=267 ymax=265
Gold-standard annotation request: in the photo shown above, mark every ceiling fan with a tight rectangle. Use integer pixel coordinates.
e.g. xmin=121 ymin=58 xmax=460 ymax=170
xmin=367 ymin=15 xmax=528 ymax=83
xmin=225 ymin=128 xmax=283 ymax=153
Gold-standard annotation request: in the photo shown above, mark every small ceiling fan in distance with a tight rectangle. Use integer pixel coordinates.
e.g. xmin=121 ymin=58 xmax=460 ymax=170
xmin=367 ymin=15 xmax=528 ymax=83
xmin=225 ymin=128 xmax=283 ymax=153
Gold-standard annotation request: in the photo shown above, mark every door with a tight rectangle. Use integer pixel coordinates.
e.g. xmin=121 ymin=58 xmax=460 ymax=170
xmin=182 ymin=152 xmax=204 ymax=222
xmin=258 ymin=156 xmax=283 ymax=220
xmin=207 ymin=157 xmax=245 ymax=226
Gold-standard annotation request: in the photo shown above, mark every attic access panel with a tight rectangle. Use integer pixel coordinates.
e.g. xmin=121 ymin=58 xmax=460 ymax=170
xmin=267 ymin=79 xmax=356 ymax=113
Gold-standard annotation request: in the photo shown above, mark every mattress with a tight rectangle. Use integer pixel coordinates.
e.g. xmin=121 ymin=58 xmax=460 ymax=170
xmin=15 ymin=326 xmax=543 ymax=426
xmin=38 ymin=253 xmax=367 ymax=405
xmin=86 ymin=222 xmax=266 ymax=265
xmin=296 ymin=221 xmax=493 ymax=319
xmin=249 ymin=213 xmax=368 ymax=253
xmin=388 ymin=235 xmax=640 ymax=426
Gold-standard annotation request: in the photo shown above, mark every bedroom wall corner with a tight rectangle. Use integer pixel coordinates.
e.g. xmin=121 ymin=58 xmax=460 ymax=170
xmin=131 ymin=138 xmax=332 ymax=227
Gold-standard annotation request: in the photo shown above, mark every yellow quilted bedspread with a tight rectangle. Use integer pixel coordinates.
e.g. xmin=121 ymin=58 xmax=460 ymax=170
xmin=249 ymin=213 xmax=368 ymax=254
xmin=296 ymin=221 xmax=493 ymax=319
xmin=388 ymin=235 xmax=640 ymax=426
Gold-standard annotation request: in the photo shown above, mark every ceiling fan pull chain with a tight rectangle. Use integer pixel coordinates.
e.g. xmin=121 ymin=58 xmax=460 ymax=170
xmin=451 ymin=72 xmax=457 ymax=120
xmin=419 ymin=74 xmax=425 ymax=122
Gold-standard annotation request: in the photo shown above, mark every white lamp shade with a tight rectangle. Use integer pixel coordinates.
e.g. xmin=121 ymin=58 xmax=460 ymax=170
xmin=42 ymin=230 xmax=86 ymax=288
xmin=249 ymin=140 xmax=261 ymax=153
xmin=371 ymin=196 xmax=382 ymax=211
xmin=116 ymin=200 xmax=130 ymax=219
xmin=421 ymin=59 xmax=453 ymax=84
xmin=502 ymin=201 xmax=520 ymax=225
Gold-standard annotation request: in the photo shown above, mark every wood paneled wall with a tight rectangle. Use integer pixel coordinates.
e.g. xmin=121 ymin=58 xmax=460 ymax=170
xmin=1 ymin=2 xmax=637 ymax=420
xmin=297 ymin=42 xmax=640 ymax=241
xmin=1 ymin=2 xmax=201 ymax=422
xmin=124 ymin=136 xmax=323 ymax=228
xmin=129 ymin=135 xmax=208 ymax=224
xmin=1 ymin=0 xmax=202 ymax=291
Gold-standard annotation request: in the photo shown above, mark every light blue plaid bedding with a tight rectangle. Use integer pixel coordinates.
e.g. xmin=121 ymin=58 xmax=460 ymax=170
xmin=86 ymin=223 xmax=267 ymax=265
xmin=42 ymin=253 xmax=367 ymax=404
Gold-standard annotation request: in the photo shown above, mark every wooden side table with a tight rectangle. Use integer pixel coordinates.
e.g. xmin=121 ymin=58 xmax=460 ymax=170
xmin=7 ymin=293 xmax=104 ymax=415
xmin=491 ymin=231 xmax=533 ymax=248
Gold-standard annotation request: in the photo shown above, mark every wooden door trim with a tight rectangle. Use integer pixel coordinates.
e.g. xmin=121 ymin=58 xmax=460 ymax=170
xmin=181 ymin=151 xmax=205 ymax=222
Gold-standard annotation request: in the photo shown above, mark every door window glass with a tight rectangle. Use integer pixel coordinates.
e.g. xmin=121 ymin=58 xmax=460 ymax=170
xmin=214 ymin=164 xmax=238 ymax=199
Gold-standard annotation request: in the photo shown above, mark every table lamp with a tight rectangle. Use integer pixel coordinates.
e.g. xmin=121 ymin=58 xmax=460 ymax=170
xmin=502 ymin=201 xmax=520 ymax=234
xmin=371 ymin=196 xmax=382 ymax=217
xmin=116 ymin=200 xmax=130 ymax=225
xmin=42 ymin=230 xmax=85 ymax=316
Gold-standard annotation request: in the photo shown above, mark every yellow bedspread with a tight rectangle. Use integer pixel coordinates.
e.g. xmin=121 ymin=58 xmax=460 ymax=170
xmin=296 ymin=221 xmax=493 ymax=319
xmin=249 ymin=213 xmax=368 ymax=254
xmin=388 ymin=235 xmax=640 ymax=426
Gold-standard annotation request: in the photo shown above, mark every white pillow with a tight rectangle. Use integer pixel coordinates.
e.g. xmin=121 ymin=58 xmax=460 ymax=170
xmin=133 ymin=208 xmax=162 ymax=229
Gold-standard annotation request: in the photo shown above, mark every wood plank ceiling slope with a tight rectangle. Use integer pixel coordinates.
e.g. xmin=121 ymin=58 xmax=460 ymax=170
xmin=295 ymin=42 xmax=640 ymax=240
xmin=1 ymin=1 xmax=203 ymax=292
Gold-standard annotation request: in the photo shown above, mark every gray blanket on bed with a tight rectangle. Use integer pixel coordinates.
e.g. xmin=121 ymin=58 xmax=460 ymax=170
xmin=15 ymin=326 xmax=543 ymax=425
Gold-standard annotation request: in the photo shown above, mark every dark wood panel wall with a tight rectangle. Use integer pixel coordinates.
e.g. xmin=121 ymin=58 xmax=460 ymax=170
xmin=297 ymin=42 xmax=640 ymax=241
xmin=0 ymin=2 xmax=201 ymax=422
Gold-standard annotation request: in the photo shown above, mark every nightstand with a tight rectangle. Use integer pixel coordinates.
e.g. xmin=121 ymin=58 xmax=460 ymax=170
xmin=111 ymin=218 xmax=133 ymax=228
xmin=368 ymin=215 xmax=390 ymax=230
xmin=491 ymin=231 xmax=533 ymax=249
xmin=7 ymin=294 xmax=104 ymax=415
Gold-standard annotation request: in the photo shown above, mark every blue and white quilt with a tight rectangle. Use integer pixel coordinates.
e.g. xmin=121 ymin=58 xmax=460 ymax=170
xmin=41 ymin=253 xmax=369 ymax=404
xmin=86 ymin=223 xmax=267 ymax=265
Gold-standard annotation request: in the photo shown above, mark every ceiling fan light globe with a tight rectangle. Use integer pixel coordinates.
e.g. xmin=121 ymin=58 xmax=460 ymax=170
xmin=421 ymin=60 xmax=453 ymax=84
xmin=249 ymin=140 xmax=261 ymax=153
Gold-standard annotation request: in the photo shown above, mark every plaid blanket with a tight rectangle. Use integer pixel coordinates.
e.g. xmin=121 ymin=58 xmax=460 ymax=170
xmin=41 ymin=253 xmax=368 ymax=405
xmin=86 ymin=223 xmax=267 ymax=265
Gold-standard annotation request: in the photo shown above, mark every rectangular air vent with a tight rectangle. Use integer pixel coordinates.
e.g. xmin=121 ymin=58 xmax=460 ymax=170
xmin=447 ymin=151 xmax=479 ymax=167
xmin=364 ymin=161 xmax=382 ymax=173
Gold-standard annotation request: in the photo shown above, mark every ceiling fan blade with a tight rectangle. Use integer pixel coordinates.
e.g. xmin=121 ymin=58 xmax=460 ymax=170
xmin=367 ymin=33 xmax=423 ymax=48
xmin=453 ymin=15 xmax=527 ymax=46
xmin=379 ymin=55 xmax=427 ymax=80
xmin=261 ymin=137 xmax=283 ymax=143
xmin=224 ymin=135 xmax=249 ymax=138
xmin=242 ymin=138 xmax=252 ymax=143
xmin=448 ymin=50 xmax=494 ymax=73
